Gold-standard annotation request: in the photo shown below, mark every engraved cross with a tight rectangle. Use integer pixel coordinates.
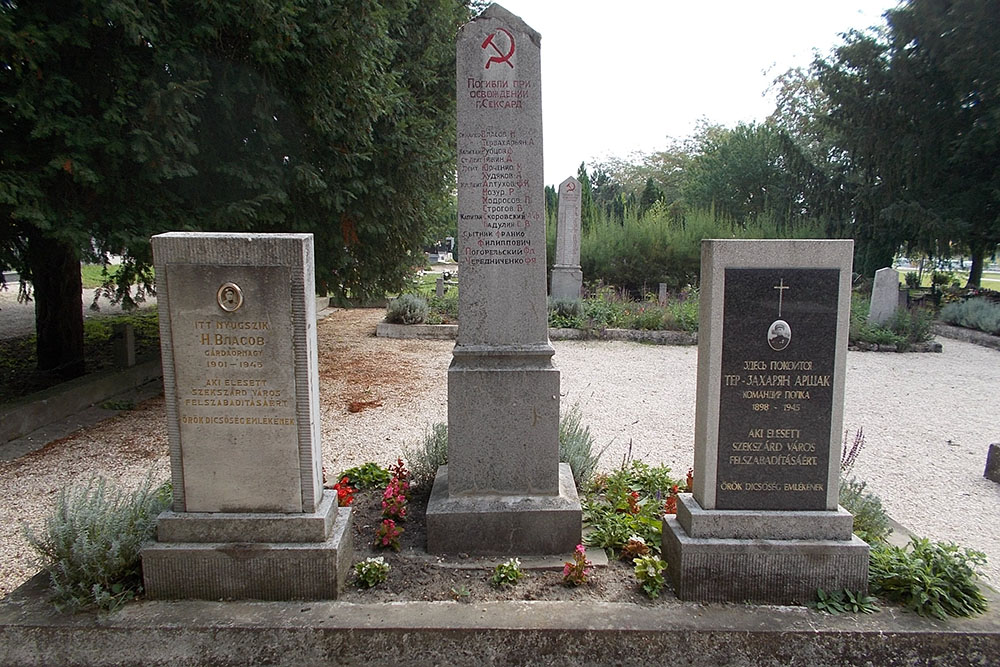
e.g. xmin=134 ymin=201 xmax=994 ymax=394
xmin=774 ymin=279 xmax=789 ymax=317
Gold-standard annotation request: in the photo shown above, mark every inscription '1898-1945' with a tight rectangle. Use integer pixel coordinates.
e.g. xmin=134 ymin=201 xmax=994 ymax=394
xmin=715 ymin=268 xmax=840 ymax=510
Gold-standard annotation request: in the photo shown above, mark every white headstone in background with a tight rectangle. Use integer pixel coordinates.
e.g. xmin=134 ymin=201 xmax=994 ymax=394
xmin=550 ymin=176 xmax=583 ymax=300
xmin=868 ymin=266 xmax=901 ymax=325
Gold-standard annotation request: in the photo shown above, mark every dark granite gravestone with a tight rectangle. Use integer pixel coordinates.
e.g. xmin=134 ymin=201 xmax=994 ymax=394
xmin=663 ymin=240 xmax=869 ymax=604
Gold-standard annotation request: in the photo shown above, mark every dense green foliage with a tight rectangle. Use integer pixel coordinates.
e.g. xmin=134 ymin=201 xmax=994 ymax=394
xmin=23 ymin=474 xmax=171 ymax=611
xmin=849 ymin=294 xmax=933 ymax=349
xmin=939 ymin=297 xmax=1000 ymax=335
xmin=385 ymin=293 xmax=429 ymax=325
xmin=870 ymin=538 xmax=989 ymax=619
xmin=838 ymin=478 xmax=892 ymax=545
xmin=806 ymin=0 xmax=1000 ymax=280
xmin=547 ymin=287 xmax=699 ymax=333
xmin=1 ymin=0 xmax=469 ymax=376
xmin=583 ymin=460 xmax=682 ymax=557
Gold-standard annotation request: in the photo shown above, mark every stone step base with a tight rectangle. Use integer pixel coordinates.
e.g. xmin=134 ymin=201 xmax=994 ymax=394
xmin=663 ymin=516 xmax=869 ymax=605
xmin=142 ymin=507 xmax=352 ymax=601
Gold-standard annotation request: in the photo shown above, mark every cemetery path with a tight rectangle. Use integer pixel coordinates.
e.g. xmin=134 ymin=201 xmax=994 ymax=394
xmin=1 ymin=307 xmax=998 ymax=599
xmin=0 ymin=286 xmax=158 ymax=340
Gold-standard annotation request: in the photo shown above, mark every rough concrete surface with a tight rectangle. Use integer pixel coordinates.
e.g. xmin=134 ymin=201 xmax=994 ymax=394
xmin=1 ymin=574 xmax=998 ymax=666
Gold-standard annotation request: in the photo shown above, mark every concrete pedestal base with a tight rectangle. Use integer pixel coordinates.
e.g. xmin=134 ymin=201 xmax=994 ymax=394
xmin=663 ymin=495 xmax=868 ymax=604
xmin=426 ymin=463 xmax=582 ymax=555
xmin=142 ymin=490 xmax=352 ymax=600
xmin=550 ymin=266 xmax=583 ymax=300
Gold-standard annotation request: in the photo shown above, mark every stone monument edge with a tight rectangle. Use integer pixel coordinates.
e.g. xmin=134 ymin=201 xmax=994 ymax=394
xmin=694 ymin=239 xmax=854 ymax=511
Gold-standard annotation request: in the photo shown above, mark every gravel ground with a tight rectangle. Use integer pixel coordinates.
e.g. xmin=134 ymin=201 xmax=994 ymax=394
xmin=1 ymin=308 xmax=997 ymax=598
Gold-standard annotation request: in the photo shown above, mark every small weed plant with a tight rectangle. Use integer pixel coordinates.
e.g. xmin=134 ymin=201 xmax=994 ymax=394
xmin=869 ymin=538 xmax=989 ymax=619
xmin=23 ymin=474 xmax=171 ymax=611
xmin=840 ymin=427 xmax=866 ymax=477
xmin=490 ymin=558 xmax=525 ymax=588
xmin=812 ymin=588 xmax=879 ymax=614
xmin=562 ymin=544 xmax=593 ymax=586
xmin=406 ymin=422 xmax=448 ymax=488
xmin=548 ymin=297 xmax=585 ymax=329
xmin=354 ymin=557 xmax=390 ymax=588
xmin=558 ymin=404 xmax=606 ymax=489
xmin=633 ymin=554 xmax=666 ymax=599
xmin=838 ymin=478 xmax=891 ymax=544
xmin=385 ymin=293 xmax=429 ymax=324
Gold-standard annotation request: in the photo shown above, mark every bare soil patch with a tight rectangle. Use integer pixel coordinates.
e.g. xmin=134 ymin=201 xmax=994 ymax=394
xmin=338 ymin=485 xmax=659 ymax=605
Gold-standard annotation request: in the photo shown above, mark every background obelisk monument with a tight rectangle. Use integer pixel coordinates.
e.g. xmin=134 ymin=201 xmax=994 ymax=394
xmin=426 ymin=4 xmax=582 ymax=555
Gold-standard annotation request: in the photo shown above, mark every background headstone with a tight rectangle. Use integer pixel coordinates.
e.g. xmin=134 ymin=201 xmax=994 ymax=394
xmin=142 ymin=232 xmax=351 ymax=600
xmin=868 ymin=266 xmax=901 ymax=325
xmin=426 ymin=3 xmax=581 ymax=556
xmin=550 ymin=176 xmax=583 ymax=300
xmin=658 ymin=283 xmax=668 ymax=307
xmin=986 ymin=443 xmax=1000 ymax=484
xmin=663 ymin=239 xmax=868 ymax=604
xmin=436 ymin=276 xmax=445 ymax=298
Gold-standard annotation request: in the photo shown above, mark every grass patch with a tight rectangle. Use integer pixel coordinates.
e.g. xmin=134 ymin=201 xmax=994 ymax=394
xmin=0 ymin=311 xmax=160 ymax=404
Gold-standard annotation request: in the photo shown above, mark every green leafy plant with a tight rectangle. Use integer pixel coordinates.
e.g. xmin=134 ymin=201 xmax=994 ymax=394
xmin=353 ymin=557 xmax=390 ymax=588
xmin=548 ymin=297 xmax=585 ymax=329
xmin=405 ymin=422 xmax=449 ymax=488
xmin=490 ymin=558 xmax=525 ymax=588
xmin=385 ymin=293 xmax=429 ymax=325
xmin=23 ymin=474 xmax=171 ymax=611
xmin=633 ymin=554 xmax=667 ymax=599
xmin=562 ymin=544 xmax=593 ymax=586
xmin=838 ymin=478 xmax=891 ymax=544
xmin=904 ymin=271 xmax=920 ymax=288
xmin=583 ymin=458 xmax=680 ymax=557
xmin=336 ymin=462 xmax=390 ymax=490
xmin=812 ymin=588 xmax=879 ymax=614
xmin=869 ymin=538 xmax=989 ymax=619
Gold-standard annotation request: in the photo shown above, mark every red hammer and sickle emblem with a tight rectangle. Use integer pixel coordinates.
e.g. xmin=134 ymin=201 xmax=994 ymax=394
xmin=481 ymin=27 xmax=515 ymax=69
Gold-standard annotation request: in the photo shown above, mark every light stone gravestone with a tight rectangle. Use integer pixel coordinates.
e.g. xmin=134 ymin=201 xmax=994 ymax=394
xmin=142 ymin=232 xmax=352 ymax=600
xmin=663 ymin=239 xmax=868 ymax=603
xmin=658 ymin=283 xmax=668 ymax=306
xmin=426 ymin=3 xmax=582 ymax=555
xmin=868 ymin=266 xmax=901 ymax=325
xmin=550 ymin=176 xmax=583 ymax=300
xmin=436 ymin=276 xmax=445 ymax=298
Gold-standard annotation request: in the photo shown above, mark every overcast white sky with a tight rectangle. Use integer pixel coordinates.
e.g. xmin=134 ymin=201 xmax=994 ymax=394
xmin=490 ymin=1 xmax=900 ymax=186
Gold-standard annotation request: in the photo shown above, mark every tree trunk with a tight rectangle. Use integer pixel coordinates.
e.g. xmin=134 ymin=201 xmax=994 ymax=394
xmin=965 ymin=244 xmax=984 ymax=288
xmin=26 ymin=231 xmax=85 ymax=379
